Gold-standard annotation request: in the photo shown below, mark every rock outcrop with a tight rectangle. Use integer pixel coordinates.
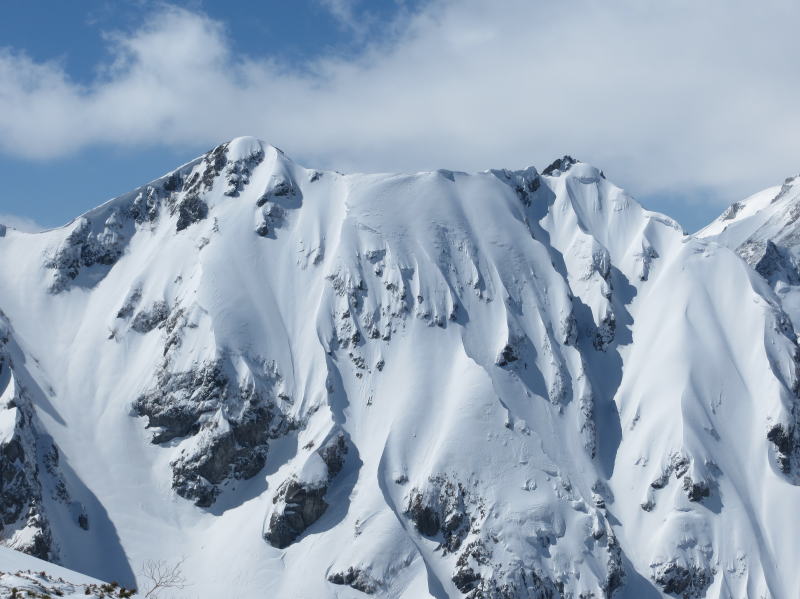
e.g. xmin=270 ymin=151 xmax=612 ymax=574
xmin=263 ymin=434 xmax=349 ymax=548
xmin=0 ymin=317 xmax=85 ymax=561
xmin=133 ymin=359 xmax=292 ymax=507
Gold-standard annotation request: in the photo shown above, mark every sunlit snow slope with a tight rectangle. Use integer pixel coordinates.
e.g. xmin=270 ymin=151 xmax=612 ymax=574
xmin=700 ymin=175 xmax=800 ymax=328
xmin=0 ymin=546 xmax=122 ymax=598
xmin=1 ymin=139 xmax=799 ymax=599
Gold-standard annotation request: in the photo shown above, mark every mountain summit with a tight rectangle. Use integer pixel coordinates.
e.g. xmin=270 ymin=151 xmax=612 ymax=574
xmin=1 ymin=138 xmax=799 ymax=598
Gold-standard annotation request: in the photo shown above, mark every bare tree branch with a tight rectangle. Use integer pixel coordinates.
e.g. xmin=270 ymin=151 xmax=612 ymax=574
xmin=140 ymin=557 xmax=188 ymax=598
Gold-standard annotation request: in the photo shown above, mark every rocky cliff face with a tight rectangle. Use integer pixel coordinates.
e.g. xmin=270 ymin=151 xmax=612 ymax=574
xmin=0 ymin=314 xmax=90 ymax=563
xmin=0 ymin=138 xmax=799 ymax=598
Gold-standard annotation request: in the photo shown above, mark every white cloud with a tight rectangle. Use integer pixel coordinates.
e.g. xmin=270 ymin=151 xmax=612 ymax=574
xmin=318 ymin=0 xmax=364 ymax=33
xmin=0 ymin=213 xmax=44 ymax=233
xmin=1 ymin=1 xmax=799 ymax=209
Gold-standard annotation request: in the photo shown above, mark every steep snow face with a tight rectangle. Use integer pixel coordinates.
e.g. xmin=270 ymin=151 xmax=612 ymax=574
xmin=0 ymin=139 xmax=798 ymax=598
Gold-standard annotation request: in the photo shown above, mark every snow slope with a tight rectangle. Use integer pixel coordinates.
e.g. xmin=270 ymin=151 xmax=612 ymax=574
xmin=0 ymin=546 xmax=127 ymax=598
xmin=0 ymin=544 xmax=101 ymax=583
xmin=0 ymin=140 xmax=799 ymax=598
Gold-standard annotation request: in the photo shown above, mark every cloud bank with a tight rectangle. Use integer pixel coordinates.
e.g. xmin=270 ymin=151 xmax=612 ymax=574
xmin=0 ymin=213 xmax=44 ymax=233
xmin=1 ymin=1 xmax=799 ymax=205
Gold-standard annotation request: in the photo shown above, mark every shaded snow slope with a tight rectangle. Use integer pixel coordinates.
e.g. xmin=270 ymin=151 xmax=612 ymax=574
xmin=0 ymin=139 xmax=798 ymax=598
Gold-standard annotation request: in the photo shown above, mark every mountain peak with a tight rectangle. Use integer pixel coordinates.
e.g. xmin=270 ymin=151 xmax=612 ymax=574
xmin=542 ymin=154 xmax=580 ymax=176
xmin=225 ymin=136 xmax=287 ymax=163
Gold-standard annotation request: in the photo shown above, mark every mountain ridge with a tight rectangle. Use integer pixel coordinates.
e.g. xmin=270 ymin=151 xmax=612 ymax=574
xmin=0 ymin=137 xmax=798 ymax=598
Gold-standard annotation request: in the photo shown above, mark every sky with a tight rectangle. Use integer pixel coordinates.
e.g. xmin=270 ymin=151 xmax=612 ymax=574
xmin=0 ymin=0 xmax=799 ymax=233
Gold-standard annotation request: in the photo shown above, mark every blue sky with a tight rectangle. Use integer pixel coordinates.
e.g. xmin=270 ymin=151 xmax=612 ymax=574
xmin=0 ymin=0 xmax=418 ymax=229
xmin=1 ymin=1 xmax=798 ymax=232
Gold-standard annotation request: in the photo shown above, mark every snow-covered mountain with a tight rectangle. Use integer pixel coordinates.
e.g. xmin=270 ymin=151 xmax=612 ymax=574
xmin=1 ymin=138 xmax=799 ymax=598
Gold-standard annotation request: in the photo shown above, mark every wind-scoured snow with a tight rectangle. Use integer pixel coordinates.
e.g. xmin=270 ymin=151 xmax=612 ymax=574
xmin=0 ymin=138 xmax=799 ymax=598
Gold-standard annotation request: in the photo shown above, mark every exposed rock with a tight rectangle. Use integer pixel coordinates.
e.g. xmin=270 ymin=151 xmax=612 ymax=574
xmin=495 ymin=343 xmax=519 ymax=367
xmin=671 ymin=454 xmax=690 ymax=478
xmin=327 ymin=566 xmax=378 ymax=594
xmin=452 ymin=566 xmax=481 ymax=593
xmin=0 ymin=322 xmax=80 ymax=561
xmin=405 ymin=475 xmax=479 ymax=553
xmin=170 ymin=404 xmax=273 ymax=507
xmin=591 ymin=479 xmax=613 ymax=508
xmin=720 ymin=200 xmax=743 ymax=221
xmin=651 ymin=560 xmax=714 ymax=599
xmin=129 ymin=186 xmax=161 ymax=224
xmin=130 ymin=301 xmax=169 ymax=333
xmin=407 ymin=494 xmax=440 ymax=536
xmin=651 ymin=453 xmax=691 ymax=491
xmin=174 ymin=195 xmax=208 ymax=232
xmin=542 ymin=155 xmax=579 ymax=176
xmin=263 ymin=435 xmax=349 ymax=548
xmin=133 ymin=359 xmax=291 ymax=506
xmin=254 ymin=172 xmax=300 ymax=238
xmin=453 ymin=539 xmax=491 ymax=593
xmin=116 ymin=288 xmax=142 ymax=320
xmin=265 ymin=478 xmax=328 ymax=549
xmin=767 ymin=422 xmax=800 ymax=477
xmin=649 ymin=452 xmax=717 ymax=505
xmin=319 ymin=433 xmax=348 ymax=478
xmin=589 ymin=245 xmax=612 ymax=282
xmin=579 ymin=391 xmax=597 ymax=458
xmin=682 ymin=476 xmax=710 ymax=502
xmin=45 ymin=215 xmax=129 ymax=293
xmin=458 ymin=564 xmax=563 ymax=599
xmin=491 ymin=168 xmax=542 ymax=207
xmin=638 ymin=244 xmax=659 ymax=281
xmin=222 ymin=146 xmax=264 ymax=197
xmin=168 ymin=141 xmax=266 ymax=231
xmin=0 ymin=376 xmax=56 ymax=560
xmin=737 ymin=240 xmax=800 ymax=285
xmin=560 ymin=311 xmax=578 ymax=346
xmin=602 ymin=535 xmax=625 ymax=597
xmin=185 ymin=143 xmax=228 ymax=195
xmin=594 ymin=312 xmax=617 ymax=350
xmin=255 ymin=219 xmax=269 ymax=237
xmin=254 ymin=202 xmax=285 ymax=238
xmin=257 ymin=175 xmax=298 ymax=207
